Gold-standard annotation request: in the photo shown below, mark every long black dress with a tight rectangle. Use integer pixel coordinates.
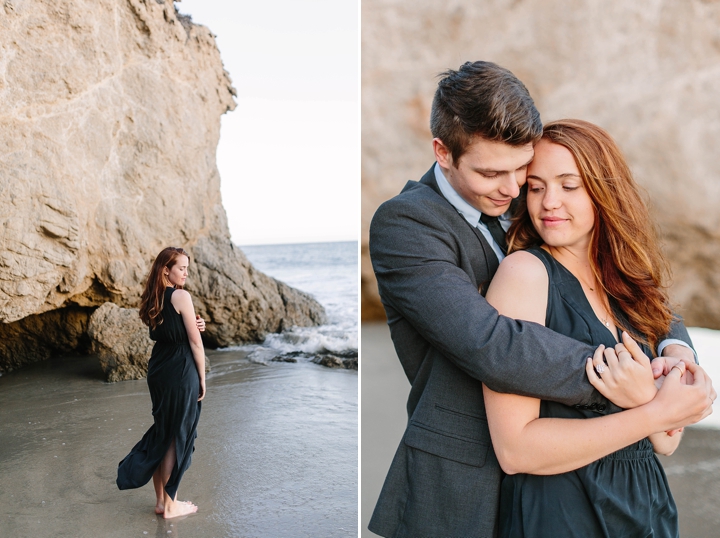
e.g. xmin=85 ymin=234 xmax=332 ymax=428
xmin=116 ymin=287 xmax=202 ymax=500
xmin=498 ymin=247 xmax=678 ymax=538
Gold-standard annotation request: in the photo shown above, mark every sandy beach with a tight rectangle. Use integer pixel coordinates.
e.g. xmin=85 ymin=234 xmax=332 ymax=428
xmin=0 ymin=349 xmax=357 ymax=538
xmin=361 ymin=323 xmax=720 ymax=538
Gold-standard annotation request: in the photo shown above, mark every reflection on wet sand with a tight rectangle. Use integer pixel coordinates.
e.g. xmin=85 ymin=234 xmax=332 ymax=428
xmin=0 ymin=349 xmax=357 ymax=538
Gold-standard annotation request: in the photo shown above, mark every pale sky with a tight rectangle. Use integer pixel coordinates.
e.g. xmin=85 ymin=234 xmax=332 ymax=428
xmin=177 ymin=0 xmax=359 ymax=246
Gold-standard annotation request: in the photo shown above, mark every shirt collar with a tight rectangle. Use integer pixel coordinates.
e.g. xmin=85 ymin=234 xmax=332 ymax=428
xmin=434 ymin=162 xmax=511 ymax=226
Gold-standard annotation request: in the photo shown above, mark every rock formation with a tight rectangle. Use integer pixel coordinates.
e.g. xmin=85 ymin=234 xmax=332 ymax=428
xmin=264 ymin=349 xmax=359 ymax=370
xmin=87 ymin=302 xmax=154 ymax=382
xmin=0 ymin=0 xmax=325 ymax=375
xmin=362 ymin=0 xmax=720 ymax=329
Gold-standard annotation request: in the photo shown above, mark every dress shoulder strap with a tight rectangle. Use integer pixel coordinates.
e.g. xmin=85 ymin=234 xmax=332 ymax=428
xmin=524 ymin=246 xmax=556 ymax=277
xmin=163 ymin=287 xmax=177 ymax=312
xmin=524 ymin=246 xmax=582 ymax=288
xmin=522 ymin=247 xmax=560 ymax=328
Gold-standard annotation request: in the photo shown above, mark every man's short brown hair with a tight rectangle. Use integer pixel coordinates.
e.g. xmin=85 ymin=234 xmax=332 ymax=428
xmin=430 ymin=61 xmax=542 ymax=165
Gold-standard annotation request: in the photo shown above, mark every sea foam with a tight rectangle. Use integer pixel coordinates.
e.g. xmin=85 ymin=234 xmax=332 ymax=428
xmin=221 ymin=241 xmax=358 ymax=365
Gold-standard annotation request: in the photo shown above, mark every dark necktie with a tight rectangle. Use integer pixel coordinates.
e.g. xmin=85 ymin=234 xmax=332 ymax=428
xmin=480 ymin=213 xmax=508 ymax=255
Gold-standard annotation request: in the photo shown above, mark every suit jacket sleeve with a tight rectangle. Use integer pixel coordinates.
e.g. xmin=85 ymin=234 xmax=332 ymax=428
xmin=661 ymin=318 xmax=696 ymax=360
xmin=370 ymin=192 xmax=609 ymax=408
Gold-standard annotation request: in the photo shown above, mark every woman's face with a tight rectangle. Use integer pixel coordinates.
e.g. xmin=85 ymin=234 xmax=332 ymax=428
xmin=526 ymin=139 xmax=596 ymax=251
xmin=164 ymin=255 xmax=189 ymax=287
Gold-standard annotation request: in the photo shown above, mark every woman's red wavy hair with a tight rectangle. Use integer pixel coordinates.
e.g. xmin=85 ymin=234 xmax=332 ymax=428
xmin=139 ymin=247 xmax=190 ymax=330
xmin=507 ymin=119 xmax=673 ymax=351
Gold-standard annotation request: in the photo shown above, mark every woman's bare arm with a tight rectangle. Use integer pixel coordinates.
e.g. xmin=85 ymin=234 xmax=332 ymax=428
xmin=483 ymin=251 xmax=706 ymax=474
xmin=171 ymin=289 xmax=206 ymax=401
xmin=648 ymin=429 xmax=683 ymax=456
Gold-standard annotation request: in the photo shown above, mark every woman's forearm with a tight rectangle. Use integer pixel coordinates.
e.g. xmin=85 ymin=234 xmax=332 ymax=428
xmin=492 ymin=404 xmax=660 ymax=475
xmin=190 ymin=341 xmax=205 ymax=380
xmin=483 ymin=383 xmax=667 ymax=475
xmin=487 ymin=361 xmax=713 ymax=475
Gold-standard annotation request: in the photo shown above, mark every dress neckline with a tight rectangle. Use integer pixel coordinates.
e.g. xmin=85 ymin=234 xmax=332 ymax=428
xmin=534 ymin=247 xmax=620 ymax=343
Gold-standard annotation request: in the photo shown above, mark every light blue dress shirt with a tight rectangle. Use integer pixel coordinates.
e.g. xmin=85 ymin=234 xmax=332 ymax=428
xmin=433 ymin=162 xmax=694 ymax=360
xmin=434 ymin=162 xmax=511 ymax=262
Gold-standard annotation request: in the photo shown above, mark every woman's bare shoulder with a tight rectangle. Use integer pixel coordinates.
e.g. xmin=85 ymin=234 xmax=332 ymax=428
xmin=170 ymin=288 xmax=193 ymax=305
xmin=494 ymin=250 xmax=548 ymax=287
xmin=486 ymin=250 xmax=549 ymax=323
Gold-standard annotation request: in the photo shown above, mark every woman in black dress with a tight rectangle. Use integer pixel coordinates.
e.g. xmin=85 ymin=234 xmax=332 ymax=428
xmin=483 ymin=120 xmax=711 ymax=537
xmin=117 ymin=247 xmax=206 ymax=519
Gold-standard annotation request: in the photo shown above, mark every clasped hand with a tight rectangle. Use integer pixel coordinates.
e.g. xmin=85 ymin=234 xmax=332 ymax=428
xmin=585 ymin=331 xmax=657 ymax=408
xmin=586 ymin=332 xmax=716 ymax=432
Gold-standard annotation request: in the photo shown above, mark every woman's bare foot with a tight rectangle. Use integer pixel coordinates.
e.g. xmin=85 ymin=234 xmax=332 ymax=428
xmin=162 ymin=500 xmax=198 ymax=519
xmin=156 ymin=500 xmax=195 ymax=514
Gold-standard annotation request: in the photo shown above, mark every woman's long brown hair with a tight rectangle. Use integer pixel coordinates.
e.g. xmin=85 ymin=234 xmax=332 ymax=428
xmin=139 ymin=247 xmax=191 ymax=330
xmin=507 ymin=119 xmax=673 ymax=351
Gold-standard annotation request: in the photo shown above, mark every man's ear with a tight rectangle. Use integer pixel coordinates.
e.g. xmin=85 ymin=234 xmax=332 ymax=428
xmin=433 ymin=138 xmax=452 ymax=169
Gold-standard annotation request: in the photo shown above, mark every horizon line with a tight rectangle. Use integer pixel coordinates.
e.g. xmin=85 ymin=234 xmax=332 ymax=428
xmin=234 ymin=238 xmax=358 ymax=248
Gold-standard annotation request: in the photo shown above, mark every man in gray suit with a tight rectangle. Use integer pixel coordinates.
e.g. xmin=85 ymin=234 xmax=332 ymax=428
xmin=368 ymin=61 xmax=711 ymax=537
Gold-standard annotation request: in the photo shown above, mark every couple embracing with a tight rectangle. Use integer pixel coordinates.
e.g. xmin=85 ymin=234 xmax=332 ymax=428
xmin=368 ymin=61 xmax=716 ymax=537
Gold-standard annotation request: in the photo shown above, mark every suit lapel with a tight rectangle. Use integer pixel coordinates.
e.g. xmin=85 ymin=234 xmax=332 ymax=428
xmin=417 ymin=164 xmax=500 ymax=286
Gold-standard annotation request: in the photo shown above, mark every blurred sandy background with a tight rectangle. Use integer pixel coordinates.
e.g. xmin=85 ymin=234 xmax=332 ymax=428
xmin=361 ymin=1 xmax=720 ymax=536
xmin=361 ymin=0 xmax=720 ymax=325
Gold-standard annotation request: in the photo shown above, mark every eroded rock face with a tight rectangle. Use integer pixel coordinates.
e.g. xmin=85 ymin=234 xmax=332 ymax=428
xmin=0 ymin=0 xmax=325 ymax=373
xmin=362 ymin=0 xmax=720 ymax=329
xmin=88 ymin=302 xmax=153 ymax=382
xmin=0 ymin=307 xmax=92 ymax=371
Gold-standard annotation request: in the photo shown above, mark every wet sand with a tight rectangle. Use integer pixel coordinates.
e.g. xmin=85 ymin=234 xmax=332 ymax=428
xmin=0 ymin=349 xmax=357 ymax=538
xmin=361 ymin=322 xmax=720 ymax=538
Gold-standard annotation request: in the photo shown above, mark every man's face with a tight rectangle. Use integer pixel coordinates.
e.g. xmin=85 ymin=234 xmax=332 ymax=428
xmin=434 ymin=137 xmax=534 ymax=216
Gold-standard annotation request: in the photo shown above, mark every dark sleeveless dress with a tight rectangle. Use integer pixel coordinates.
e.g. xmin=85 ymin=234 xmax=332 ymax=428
xmin=497 ymin=248 xmax=678 ymax=538
xmin=116 ymin=287 xmax=202 ymax=500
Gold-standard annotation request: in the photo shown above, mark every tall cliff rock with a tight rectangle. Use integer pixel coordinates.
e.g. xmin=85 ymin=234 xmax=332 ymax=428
xmin=362 ymin=0 xmax=720 ymax=329
xmin=0 ymin=0 xmax=325 ymax=372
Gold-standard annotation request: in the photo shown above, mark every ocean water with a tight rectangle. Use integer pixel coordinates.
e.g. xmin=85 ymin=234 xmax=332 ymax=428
xmin=236 ymin=241 xmax=358 ymax=365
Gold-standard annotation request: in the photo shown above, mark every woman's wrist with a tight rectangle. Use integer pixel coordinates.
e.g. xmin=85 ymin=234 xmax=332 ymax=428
xmin=640 ymin=391 xmax=681 ymax=435
xmin=638 ymin=383 xmax=659 ymax=408
xmin=620 ymin=397 xmax=662 ymax=439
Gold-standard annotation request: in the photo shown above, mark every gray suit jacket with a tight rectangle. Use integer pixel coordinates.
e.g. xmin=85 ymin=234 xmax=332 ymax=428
xmin=368 ymin=165 xmax=692 ymax=538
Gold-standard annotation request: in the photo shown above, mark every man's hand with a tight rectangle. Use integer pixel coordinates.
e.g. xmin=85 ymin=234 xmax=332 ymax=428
xmin=586 ymin=332 xmax=657 ymax=409
xmin=195 ymin=315 xmax=206 ymax=332
xmin=648 ymin=361 xmax=716 ymax=431
xmin=651 ymin=343 xmax=696 ymax=379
